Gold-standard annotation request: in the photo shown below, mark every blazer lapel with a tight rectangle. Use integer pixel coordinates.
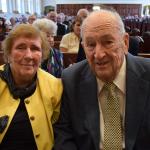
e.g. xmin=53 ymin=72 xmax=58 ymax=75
xmin=79 ymin=67 xmax=100 ymax=150
xmin=125 ymin=55 xmax=150 ymax=149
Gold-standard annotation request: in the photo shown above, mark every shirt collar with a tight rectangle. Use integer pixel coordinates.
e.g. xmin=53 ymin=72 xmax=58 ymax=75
xmin=97 ymin=56 xmax=126 ymax=94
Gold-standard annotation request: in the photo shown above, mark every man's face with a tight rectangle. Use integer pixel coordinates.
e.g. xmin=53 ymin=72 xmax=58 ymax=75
xmin=47 ymin=12 xmax=57 ymax=22
xmin=57 ymin=15 xmax=62 ymax=23
xmin=82 ymin=12 xmax=129 ymax=82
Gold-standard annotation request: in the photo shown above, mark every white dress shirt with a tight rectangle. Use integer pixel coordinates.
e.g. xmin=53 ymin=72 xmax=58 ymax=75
xmin=97 ymin=57 xmax=126 ymax=149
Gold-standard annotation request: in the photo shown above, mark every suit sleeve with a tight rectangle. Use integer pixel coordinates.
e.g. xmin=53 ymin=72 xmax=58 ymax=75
xmin=53 ymin=84 xmax=78 ymax=150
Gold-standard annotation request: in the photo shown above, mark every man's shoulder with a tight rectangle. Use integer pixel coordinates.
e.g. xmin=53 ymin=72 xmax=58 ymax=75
xmin=127 ymin=54 xmax=150 ymax=75
xmin=38 ymin=68 xmax=61 ymax=83
xmin=62 ymin=60 xmax=89 ymax=78
xmin=0 ymin=65 xmax=5 ymax=71
xmin=128 ymin=54 xmax=150 ymax=67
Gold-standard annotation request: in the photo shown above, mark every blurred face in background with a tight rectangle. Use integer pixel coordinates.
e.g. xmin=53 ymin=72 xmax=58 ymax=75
xmin=10 ymin=17 xmax=16 ymax=26
xmin=47 ymin=12 xmax=57 ymax=23
xmin=73 ymin=21 xmax=81 ymax=38
xmin=28 ymin=15 xmax=36 ymax=24
xmin=77 ymin=9 xmax=89 ymax=20
xmin=46 ymin=32 xmax=55 ymax=47
xmin=57 ymin=15 xmax=62 ymax=24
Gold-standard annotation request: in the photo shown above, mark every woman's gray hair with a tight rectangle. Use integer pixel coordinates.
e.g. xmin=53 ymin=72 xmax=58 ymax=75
xmin=32 ymin=18 xmax=57 ymax=36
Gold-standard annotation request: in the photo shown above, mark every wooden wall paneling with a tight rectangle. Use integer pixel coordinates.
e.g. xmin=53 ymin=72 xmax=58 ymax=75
xmin=0 ymin=51 xmax=4 ymax=65
xmin=57 ymin=4 xmax=93 ymax=16
xmin=63 ymin=52 xmax=77 ymax=68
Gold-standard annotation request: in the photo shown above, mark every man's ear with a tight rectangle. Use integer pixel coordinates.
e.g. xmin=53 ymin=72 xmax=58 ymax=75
xmin=123 ymin=33 xmax=129 ymax=54
xmin=81 ymin=41 xmax=84 ymax=49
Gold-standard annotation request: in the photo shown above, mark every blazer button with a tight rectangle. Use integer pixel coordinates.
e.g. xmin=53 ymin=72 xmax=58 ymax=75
xmin=25 ymin=99 xmax=30 ymax=104
xmin=30 ymin=116 xmax=35 ymax=121
xmin=35 ymin=134 xmax=40 ymax=138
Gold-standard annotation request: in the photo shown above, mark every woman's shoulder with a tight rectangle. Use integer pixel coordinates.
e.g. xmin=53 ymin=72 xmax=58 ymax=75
xmin=61 ymin=32 xmax=74 ymax=39
xmin=0 ymin=65 xmax=5 ymax=71
xmin=37 ymin=68 xmax=61 ymax=81
xmin=37 ymin=68 xmax=63 ymax=92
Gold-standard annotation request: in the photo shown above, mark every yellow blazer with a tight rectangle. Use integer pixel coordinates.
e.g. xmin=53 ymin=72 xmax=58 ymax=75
xmin=0 ymin=65 xmax=63 ymax=150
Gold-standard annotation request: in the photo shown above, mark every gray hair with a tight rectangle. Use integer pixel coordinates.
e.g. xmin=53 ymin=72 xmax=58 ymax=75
xmin=32 ymin=18 xmax=57 ymax=36
xmin=77 ymin=9 xmax=89 ymax=17
xmin=81 ymin=8 xmax=125 ymax=38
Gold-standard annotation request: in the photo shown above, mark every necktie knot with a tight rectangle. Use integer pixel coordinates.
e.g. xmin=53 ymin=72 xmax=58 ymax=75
xmin=104 ymin=82 xmax=116 ymax=96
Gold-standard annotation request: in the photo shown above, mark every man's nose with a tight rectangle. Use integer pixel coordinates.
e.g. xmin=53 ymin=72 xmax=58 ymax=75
xmin=94 ymin=44 xmax=105 ymax=59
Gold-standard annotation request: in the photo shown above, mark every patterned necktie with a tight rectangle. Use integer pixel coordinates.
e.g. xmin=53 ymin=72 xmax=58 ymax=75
xmin=103 ymin=82 xmax=122 ymax=150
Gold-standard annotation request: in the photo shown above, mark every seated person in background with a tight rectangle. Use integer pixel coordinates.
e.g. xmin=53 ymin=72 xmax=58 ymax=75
xmin=130 ymin=28 xmax=143 ymax=43
xmin=33 ymin=18 xmax=64 ymax=78
xmin=47 ymin=11 xmax=57 ymax=23
xmin=125 ymin=27 xmax=142 ymax=56
xmin=125 ymin=26 xmax=131 ymax=35
xmin=59 ymin=16 xmax=82 ymax=53
xmin=128 ymin=36 xmax=140 ymax=56
xmin=56 ymin=13 xmax=67 ymax=36
xmin=130 ymin=28 xmax=140 ymax=36
xmin=20 ymin=15 xmax=28 ymax=24
xmin=0 ymin=24 xmax=62 ymax=150
xmin=76 ymin=8 xmax=89 ymax=62
xmin=47 ymin=11 xmax=66 ymax=36
xmin=77 ymin=8 xmax=89 ymax=20
xmin=0 ymin=17 xmax=7 ymax=41
xmin=9 ymin=17 xmax=18 ymax=30
xmin=76 ymin=39 xmax=85 ymax=62
xmin=141 ymin=31 xmax=150 ymax=53
xmin=28 ymin=14 xmax=37 ymax=24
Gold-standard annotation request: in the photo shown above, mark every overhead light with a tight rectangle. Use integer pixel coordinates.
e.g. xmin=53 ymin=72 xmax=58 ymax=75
xmin=92 ymin=6 xmax=100 ymax=11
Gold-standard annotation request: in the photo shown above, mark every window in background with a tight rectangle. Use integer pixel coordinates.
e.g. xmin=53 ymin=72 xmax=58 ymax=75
xmin=28 ymin=0 xmax=33 ymax=14
xmin=0 ymin=0 xmax=41 ymax=15
xmin=1 ymin=0 xmax=7 ymax=12
xmin=17 ymin=0 xmax=22 ymax=13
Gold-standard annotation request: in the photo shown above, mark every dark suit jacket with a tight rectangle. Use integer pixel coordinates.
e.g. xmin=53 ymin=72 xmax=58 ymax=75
xmin=54 ymin=53 xmax=150 ymax=150
xmin=57 ymin=23 xmax=66 ymax=36
xmin=76 ymin=39 xmax=86 ymax=62
xmin=128 ymin=36 xmax=140 ymax=56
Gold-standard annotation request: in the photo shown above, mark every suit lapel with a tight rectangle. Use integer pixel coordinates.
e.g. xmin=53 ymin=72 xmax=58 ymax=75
xmin=125 ymin=54 xmax=150 ymax=149
xmin=79 ymin=66 xmax=100 ymax=150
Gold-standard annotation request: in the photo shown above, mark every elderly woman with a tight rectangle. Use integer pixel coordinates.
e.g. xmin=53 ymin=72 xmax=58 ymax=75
xmin=59 ymin=16 xmax=82 ymax=53
xmin=0 ymin=24 xmax=62 ymax=150
xmin=33 ymin=18 xmax=63 ymax=78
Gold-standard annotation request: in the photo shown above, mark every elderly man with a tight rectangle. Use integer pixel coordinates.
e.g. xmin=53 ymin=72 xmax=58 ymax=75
xmin=54 ymin=8 xmax=150 ymax=150
xmin=77 ymin=8 xmax=89 ymax=20
xmin=47 ymin=11 xmax=66 ymax=36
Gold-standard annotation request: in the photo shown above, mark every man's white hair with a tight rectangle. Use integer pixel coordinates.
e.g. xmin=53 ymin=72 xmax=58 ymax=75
xmin=81 ymin=8 xmax=125 ymax=38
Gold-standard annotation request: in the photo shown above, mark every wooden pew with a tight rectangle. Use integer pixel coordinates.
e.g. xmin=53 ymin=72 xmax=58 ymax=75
xmin=0 ymin=51 xmax=5 ymax=65
xmin=139 ymin=39 xmax=150 ymax=53
xmin=54 ymin=36 xmax=62 ymax=50
xmin=138 ymin=53 xmax=150 ymax=58
xmin=54 ymin=41 xmax=60 ymax=49
xmin=63 ymin=52 xmax=77 ymax=68
xmin=54 ymin=36 xmax=62 ymax=41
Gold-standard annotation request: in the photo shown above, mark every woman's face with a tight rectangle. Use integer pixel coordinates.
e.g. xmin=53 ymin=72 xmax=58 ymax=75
xmin=73 ymin=21 xmax=81 ymax=37
xmin=8 ymin=36 xmax=42 ymax=86
xmin=46 ymin=32 xmax=54 ymax=47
